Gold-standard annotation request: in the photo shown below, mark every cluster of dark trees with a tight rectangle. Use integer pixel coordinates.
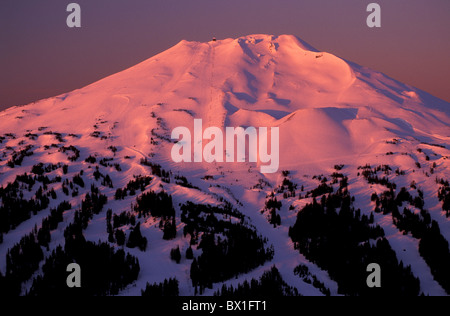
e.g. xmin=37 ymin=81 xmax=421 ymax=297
xmin=134 ymin=190 xmax=174 ymax=218
xmin=252 ymin=178 xmax=271 ymax=190
xmin=62 ymin=178 xmax=80 ymax=197
xmin=7 ymin=145 xmax=34 ymax=168
xmin=43 ymin=131 xmax=65 ymax=143
xmin=43 ymin=144 xmax=60 ymax=150
xmin=174 ymin=175 xmax=199 ymax=190
xmin=306 ymin=182 xmax=334 ymax=198
xmin=293 ymin=264 xmax=330 ymax=296
xmin=107 ymin=146 xmax=117 ymax=154
xmin=289 ymin=181 xmax=420 ymax=296
xmin=358 ymin=164 xmax=392 ymax=174
xmin=3 ymin=133 xmax=15 ymax=139
xmin=277 ymin=177 xmax=297 ymax=198
xmin=24 ymin=132 xmax=38 ymax=140
xmin=160 ymin=216 xmax=177 ymax=240
xmin=438 ymin=182 xmax=450 ymax=217
xmin=37 ymin=201 xmax=71 ymax=248
xmin=99 ymin=157 xmax=113 ymax=167
xmin=0 ymin=200 xmax=72 ymax=295
xmin=134 ymin=191 xmax=176 ymax=240
xmin=419 ymin=222 xmax=450 ymax=294
xmin=373 ymin=185 xmax=450 ymax=294
xmin=214 ymin=266 xmax=299 ymax=297
xmin=87 ymin=156 xmax=121 ymax=171
xmin=181 ymin=202 xmax=243 ymax=244
xmin=358 ymin=164 xmax=397 ymax=189
xmin=31 ymin=163 xmax=63 ymax=175
xmin=92 ymin=167 xmax=113 ymax=188
xmin=115 ymin=175 xmax=153 ymax=200
xmin=0 ymin=174 xmax=53 ymax=234
xmin=112 ymin=210 xmax=136 ymax=228
xmin=34 ymin=174 xmax=62 ymax=187
xmin=372 ymin=187 xmax=424 ymax=215
xmin=73 ymin=173 xmax=85 ymax=188
xmin=90 ymin=131 xmax=102 ymax=138
xmin=330 ymin=172 xmax=345 ymax=183
xmin=106 ymin=210 xmax=147 ymax=250
xmin=29 ymin=240 xmax=140 ymax=296
xmin=0 ymin=138 xmax=153 ymax=296
xmin=126 ymin=223 xmax=148 ymax=251
xmin=115 ymin=183 xmax=176 ymax=244
xmin=26 ymin=185 xmax=140 ymax=296
xmin=140 ymin=158 xmax=171 ymax=182
xmin=68 ymin=185 xmax=107 ymax=231
xmin=59 ymin=145 xmax=80 ymax=162
xmin=141 ymin=278 xmax=179 ymax=296
xmin=181 ymin=202 xmax=274 ymax=294
xmin=0 ymin=233 xmax=44 ymax=296
xmin=85 ymin=155 xmax=96 ymax=164
xmin=282 ymin=176 xmax=297 ymax=191
xmin=263 ymin=194 xmax=282 ymax=227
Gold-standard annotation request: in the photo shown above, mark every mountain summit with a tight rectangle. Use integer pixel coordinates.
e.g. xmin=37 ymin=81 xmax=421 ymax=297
xmin=0 ymin=35 xmax=449 ymax=296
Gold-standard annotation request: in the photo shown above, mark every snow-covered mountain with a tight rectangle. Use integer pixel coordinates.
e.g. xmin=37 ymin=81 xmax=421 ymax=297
xmin=0 ymin=34 xmax=449 ymax=296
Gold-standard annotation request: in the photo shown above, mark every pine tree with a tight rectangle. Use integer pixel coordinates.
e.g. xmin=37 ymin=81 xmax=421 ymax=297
xmin=106 ymin=209 xmax=112 ymax=222
xmin=170 ymin=246 xmax=181 ymax=264
xmin=163 ymin=217 xmax=177 ymax=240
xmin=190 ymin=259 xmax=200 ymax=288
xmin=127 ymin=223 xmax=147 ymax=251
xmin=186 ymin=246 xmax=194 ymax=260
xmin=141 ymin=278 xmax=179 ymax=296
xmin=115 ymin=229 xmax=126 ymax=246
xmin=108 ymin=230 xmax=115 ymax=243
xmin=269 ymin=209 xmax=281 ymax=227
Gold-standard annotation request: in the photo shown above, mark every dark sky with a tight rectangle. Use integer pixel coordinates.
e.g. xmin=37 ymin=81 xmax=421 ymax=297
xmin=1 ymin=0 xmax=450 ymax=111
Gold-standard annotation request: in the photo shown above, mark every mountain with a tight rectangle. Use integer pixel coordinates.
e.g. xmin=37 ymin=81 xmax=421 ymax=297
xmin=0 ymin=34 xmax=449 ymax=296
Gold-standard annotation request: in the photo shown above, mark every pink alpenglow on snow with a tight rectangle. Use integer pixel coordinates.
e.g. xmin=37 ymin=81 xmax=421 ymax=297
xmin=171 ymin=119 xmax=280 ymax=173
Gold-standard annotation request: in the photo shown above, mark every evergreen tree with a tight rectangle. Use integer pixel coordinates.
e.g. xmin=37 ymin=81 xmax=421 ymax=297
xmin=141 ymin=278 xmax=179 ymax=296
xmin=127 ymin=223 xmax=147 ymax=251
xmin=215 ymin=266 xmax=299 ymax=297
xmin=115 ymin=229 xmax=126 ymax=246
xmin=186 ymin=246 xmax=194 ymax=260
xmin=108 ymin=230 xmax=115 ymax=243
xmin=163 ymin=217 xmax=177 ymax=240
xmin=170 ymin=246 xmax=181 ymax=264
xmin=190 ymin=259 xmax=200 ymax=289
